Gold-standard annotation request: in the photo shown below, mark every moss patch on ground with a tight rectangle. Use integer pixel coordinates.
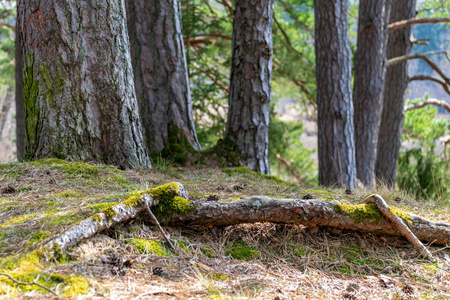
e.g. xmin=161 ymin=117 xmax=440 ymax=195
xmin=223 ymin=167 xmax=287 ymax=184
xmin=131 ymin=239 xmax=171 ymax=256
xmin=225 ymin=240 xmax=261 ymax=260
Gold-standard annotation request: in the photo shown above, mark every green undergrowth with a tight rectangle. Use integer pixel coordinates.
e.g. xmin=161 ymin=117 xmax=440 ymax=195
xmin=225 ymin=240 xmax=261 ymax=260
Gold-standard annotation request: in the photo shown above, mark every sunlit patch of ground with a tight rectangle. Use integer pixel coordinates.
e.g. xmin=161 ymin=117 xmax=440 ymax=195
xmin=1 ymin=159 xmax=450 ymax=299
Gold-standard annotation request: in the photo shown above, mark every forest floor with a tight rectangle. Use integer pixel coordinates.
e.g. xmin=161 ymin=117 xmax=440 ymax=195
xmin=1 ymin=159 xmax=450 ymax=299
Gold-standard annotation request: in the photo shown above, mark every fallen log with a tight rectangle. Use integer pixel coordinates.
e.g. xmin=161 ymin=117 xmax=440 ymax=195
xmin=42 ymin=182 xmax=450 ymax=258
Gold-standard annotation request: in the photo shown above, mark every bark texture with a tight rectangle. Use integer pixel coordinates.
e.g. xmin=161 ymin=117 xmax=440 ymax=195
xmin=353 ymin=0 xmax=390 ymax=187
xmin=126 ymin=0 xmax=201 ymax=157
xmin=314 ymin=0 xmax=356 ymax=189
xmin=225 ymin=0 xmax=274 ymax=175
xmin=376 ymin=0 xmax=416 ymax=187
xmin=15 ymin=22 xmax=25 ymax=161
xmin=17 ymin=0 xmax=150 ymax=168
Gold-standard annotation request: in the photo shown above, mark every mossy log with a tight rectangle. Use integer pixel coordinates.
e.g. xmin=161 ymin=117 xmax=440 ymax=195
xmin=168 ymin=196 xmax=450 ymax=246
xmin=44 ymin=182 xmax=450 ymax=257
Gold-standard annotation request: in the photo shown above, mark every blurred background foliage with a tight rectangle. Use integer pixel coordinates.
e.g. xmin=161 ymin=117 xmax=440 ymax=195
xmin=0 ymin=0 xmax=448 ymax=201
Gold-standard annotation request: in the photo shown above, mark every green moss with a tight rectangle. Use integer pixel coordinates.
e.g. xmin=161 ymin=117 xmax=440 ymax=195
xmin=294 ymin=245 xmax=308 ymax=257
xmin=23 ymin=54 xmax=40 ymax=152
xmin=84 ymin=202 xmax=118 ymax=212
xmin=223 ymin=167 xmax=287 ymax=184
xmin=422 ymin=264 xmax=440 ymax=274
xmin=225 ymin=240 xmax=261 ymax=260
xmin=334 ymin=202 xmax=382 ymax=223
xmin=199 ymin=138 xmax=242 ymax=167
xmin=156 ymin=122 xmax=198 ymax=166
xmin=390 ymin=207 xmax=412 ymax=225
xmin=102 ymin=207 xmax=118 ymax=221
xmin=30 ymin=231 xmax=52 ymax=242
xmin=208 ymin=272 xmax=229 ymax=281
xmin=62 ymin=274 xmax=90 ymax=297
xmin=150 ymin=182 xmax=192 ymax=218
xmin=132 ymin=239 xmax=170 ymax=256
xmin=30 ymin=159 xmax=102 ymax=177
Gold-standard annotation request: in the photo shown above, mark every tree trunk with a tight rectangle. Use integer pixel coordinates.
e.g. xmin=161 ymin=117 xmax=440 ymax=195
xmin=225 ymin=0 xmax=274 ymax=175
xmin=17 ymin=0 xmax=150 ymax=169
xmin=125 ymin=0 xmax=201 ymax=162
xmin=353 ymin=0 xmax=390 ymax=187
xmin=376 ymin=0 xmax=416 ymax=187
xmin=314 ymin=0 xmax=356 ymax=189
xmin=15 ymin=22 xmax=25 ymax=162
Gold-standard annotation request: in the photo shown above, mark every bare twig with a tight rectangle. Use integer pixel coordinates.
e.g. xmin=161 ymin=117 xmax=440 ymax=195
xmin=144 ymin=202 xmax=177 ymax=251
xmin=364 ymin=194 xmax=434 ymax=261
xmin=409 ymin=75 xmax=450 ymax=95
xmin=404 ymin=98 xmax=450 ymax=113
xmin=389 ymin=18 xmax=450 ymax=32
xmin=387 ymin=51 xmax=450 ymax=85
xmin=0 ymin=273 xmax=57 ymax=295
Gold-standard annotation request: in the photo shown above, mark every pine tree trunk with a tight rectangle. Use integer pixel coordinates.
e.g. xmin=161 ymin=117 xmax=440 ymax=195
xmin=375 ymin=0 xmax=416 ymax=187
xmin=353 ymin=0 xmax=390 ymax=187
xmin=17 ymin=0 xmax=150 ymax=168
xmin=15 ymin=22 xmax=25 ymax=161
xmin=315 ymin=0 xmax=356 ymax=189
xmin=125 ymin=0 xmax=201 ymax=161
xmin=225 ymin=0 xmax=274 ymax=175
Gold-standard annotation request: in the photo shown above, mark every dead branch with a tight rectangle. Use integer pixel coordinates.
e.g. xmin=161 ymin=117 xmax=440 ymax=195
xmin=144 ymin=202 xmax=176 ymax=251
xmin=168 ymin=196 xmax=450 ymax=247
xmin=0 ymin=273 xmax=57 ymax=295
xmin=387 ymin=52 xmax=450 ymax=85
xmin=43 ymin=183 xmax=188 ymax=253
xmin=45 ymin=183 xmax=450 ymax=259
xmin=409 ymin=75 xmax=450 ymax=95
xmin=389 ymin=18 xmax=450 ymax=32
xmin=405 ymin=98 xmax=450 ymax=112
xmin=364 ymin=195 xmax=434 ymax=260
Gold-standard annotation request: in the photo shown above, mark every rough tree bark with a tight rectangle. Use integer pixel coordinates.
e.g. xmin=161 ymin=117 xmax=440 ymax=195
xmin=125 ymin=0 xmax=201 ymax=160
xmin=0 ymin=87 xmax=15 ymax=162
xmin=376 ymin=0 xmax=416 ymax=187
xmin=15 ymin=22 xmax=25 ymax=161
xmin=353 ymin=0 xmax=390 ymax=187
xmin=314 ymin=0 xmax=356 ymax=189
xmin=225 ymin=0 xmax=275 ymax=175
xmin=17 ymin=0 xmax=150 ymax=168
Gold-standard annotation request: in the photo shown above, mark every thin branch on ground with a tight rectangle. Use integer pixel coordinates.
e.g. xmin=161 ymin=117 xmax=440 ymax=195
xmin=364 ymin=194 xmax=434 ymax=261
xmin=389 ymin=18 xmax=450 ymax=31
xmin=0 ymin=273 xmax=57 ymax=295
xmin=144 ymin=202 xmax=177 ymax=252
xmin=404 ymin=98 xmax=450 ymax=113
